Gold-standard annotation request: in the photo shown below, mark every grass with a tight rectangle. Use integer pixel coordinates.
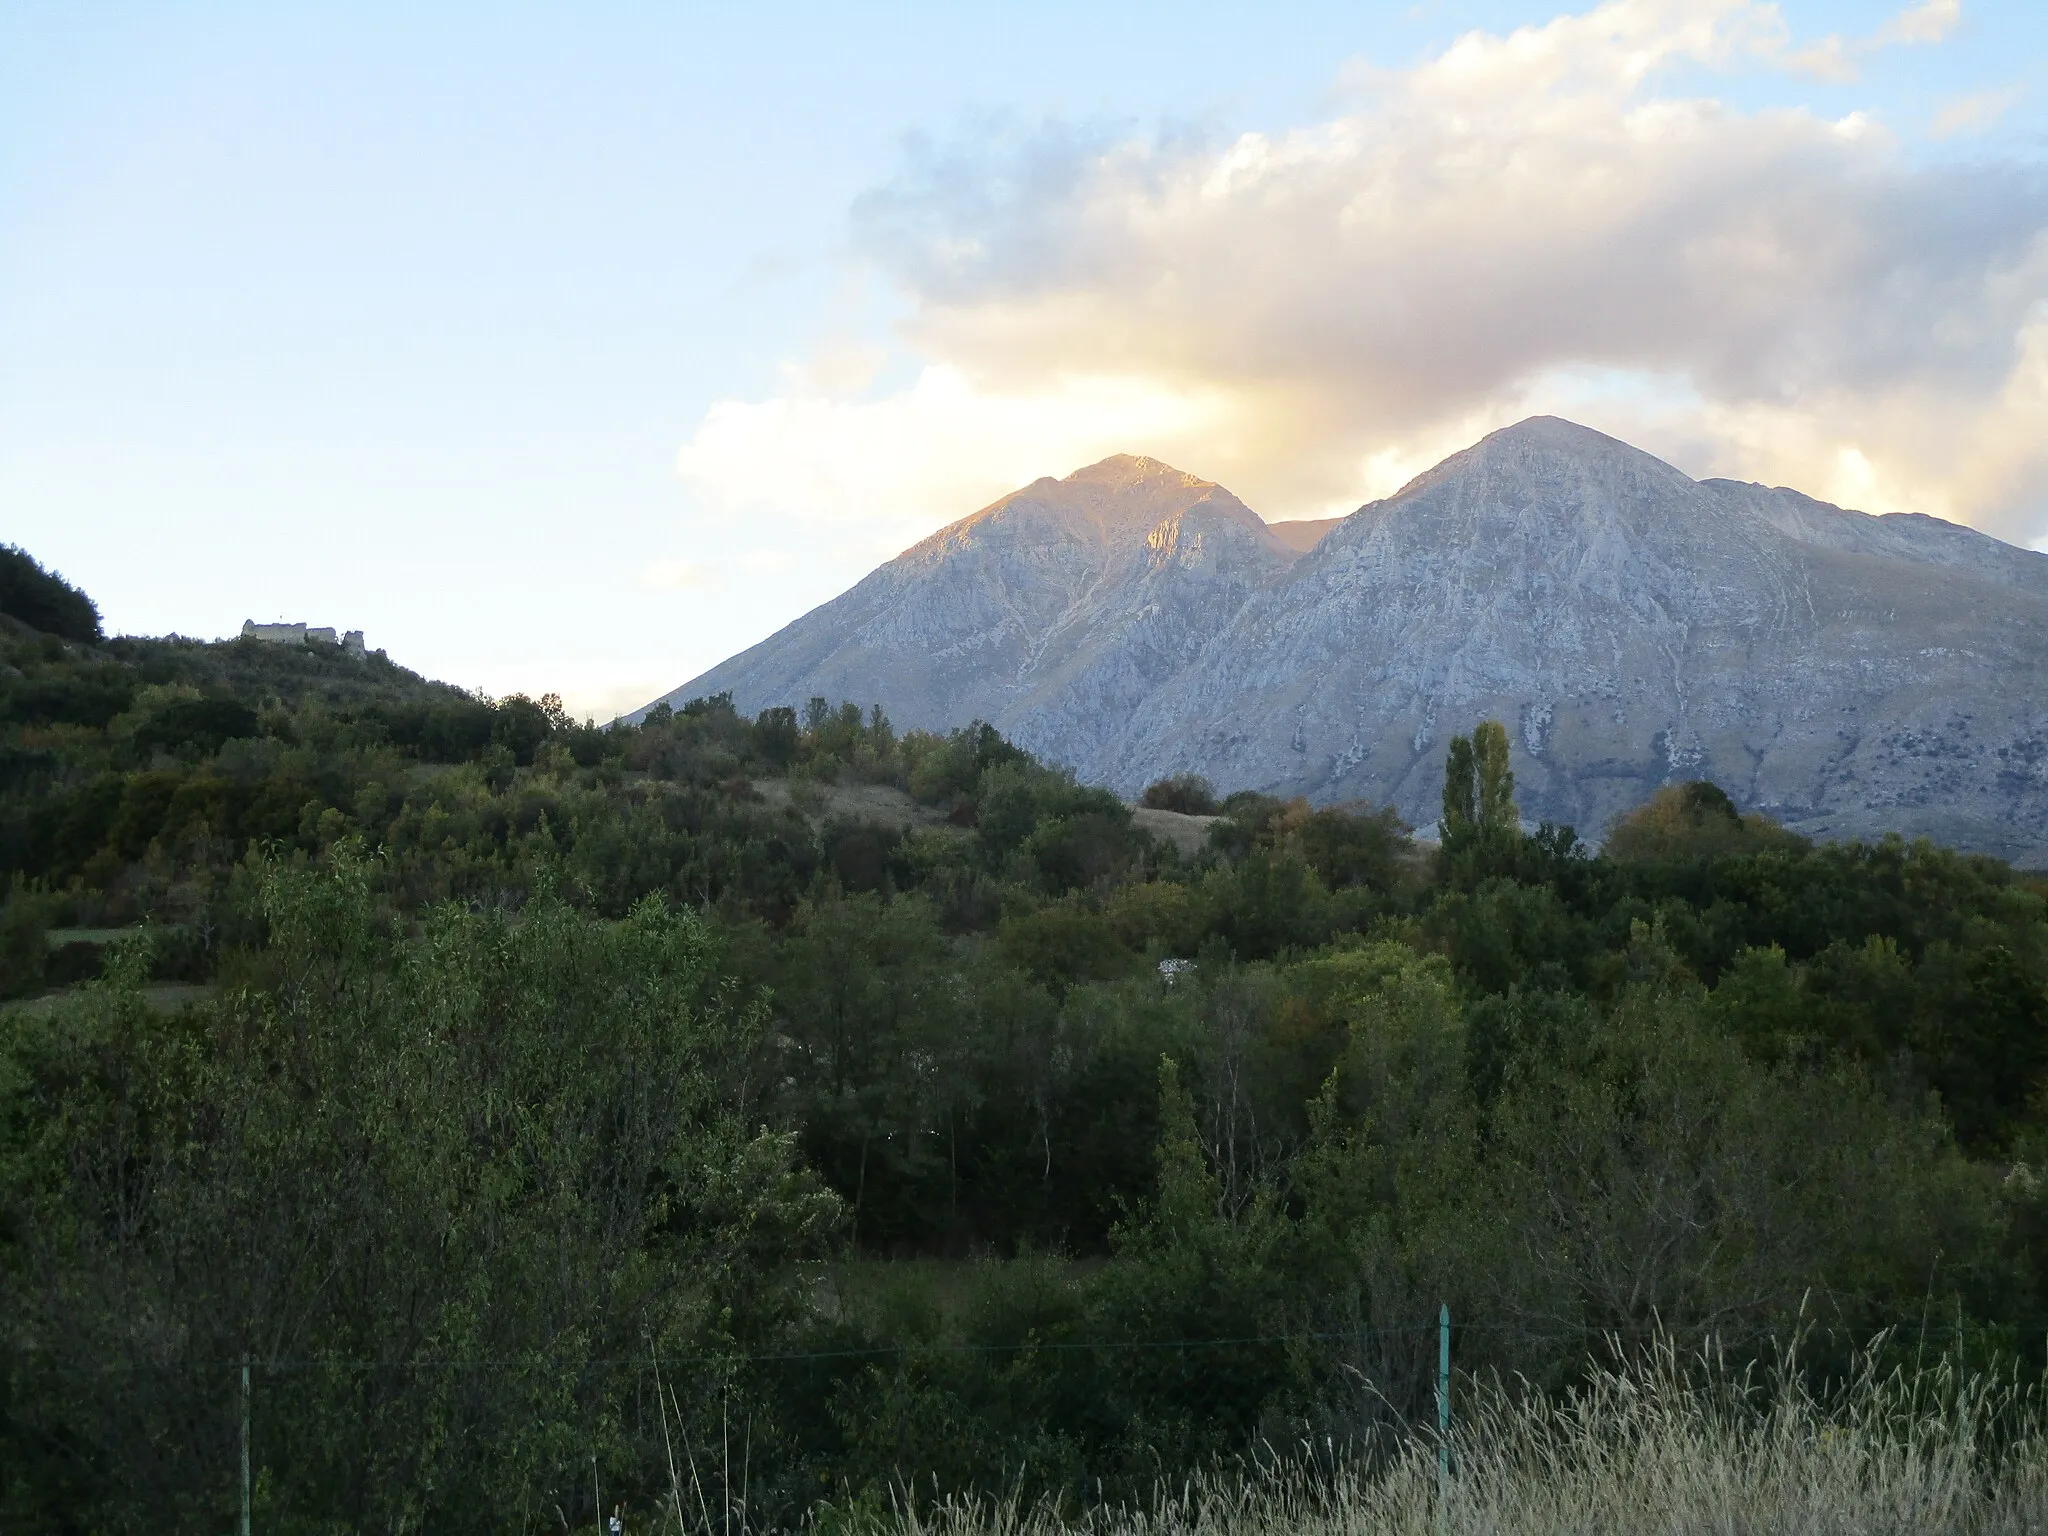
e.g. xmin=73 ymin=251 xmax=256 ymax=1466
xmin=44 ymin=926 xmax=150 ymax=945
xmin=4 ymin=981 xmax=214 ymax=1017
xmin=811 ymin=1340 xmax=2048 ymax=1536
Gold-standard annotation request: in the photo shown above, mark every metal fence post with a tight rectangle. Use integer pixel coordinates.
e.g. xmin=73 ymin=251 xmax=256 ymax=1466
xmin=1437 ymin=1305 xmax=1451 ymax=1508
xmin=240 ymin=1356 xmax=252 ymax=1536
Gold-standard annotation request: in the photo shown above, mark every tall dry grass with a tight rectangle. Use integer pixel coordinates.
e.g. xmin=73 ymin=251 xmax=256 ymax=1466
xmin=850 ymin=1342 xmax=2048 ymax=1536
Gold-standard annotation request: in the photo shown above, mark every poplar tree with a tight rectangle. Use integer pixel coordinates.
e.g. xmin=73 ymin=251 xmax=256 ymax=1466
xmin=1440 ymin=720 xmax=1519 ymax=849
xmin=1473 ymin=719 xmax=1518 ymax=833
xmin=1441 ymin=734 xmax=1478 ymax=844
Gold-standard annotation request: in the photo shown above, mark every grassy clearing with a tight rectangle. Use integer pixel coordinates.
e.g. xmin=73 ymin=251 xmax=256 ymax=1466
xmin=782 ymin=1344 xmax=2048 ymax=1536
xmin=44 ymin=925 xmax=150 ymax=945
xmin=4 ymin=980 xmax=214 ymax=1017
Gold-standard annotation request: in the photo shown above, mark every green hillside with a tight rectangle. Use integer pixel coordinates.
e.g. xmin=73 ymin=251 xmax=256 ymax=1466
xmin=3 ymin=550 xmax=2047 ymax=1533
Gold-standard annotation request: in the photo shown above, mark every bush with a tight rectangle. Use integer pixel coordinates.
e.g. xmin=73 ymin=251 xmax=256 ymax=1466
xmin=1606 ymin=780 xmax=1803 ymax=862
xmin=491 ymin=693 xmax=555 ymax=765
xmin=0 ymin=851 xmax=839 ymax=1533
xmin=0 ymin=882 xmax=50 ymax=997
xmin=132 ymin=696 xmax=260 ymax=755
xmin=0 ymin=674 xmax=132 ymax=727
xmin=1142 ymin=773 xmax=1221 ymax=815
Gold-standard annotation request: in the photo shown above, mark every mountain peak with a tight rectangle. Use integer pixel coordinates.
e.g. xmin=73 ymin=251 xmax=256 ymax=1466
xmin=1383 ymin=414 xmax=1699 ymax=514
xmin=1482 ymin=415 xmax=1633 ymax=452
xmin=1062 ymin=453 xmax=1211 ymax=490
xmin=893 ymin=451 xmax=1273 ymax=567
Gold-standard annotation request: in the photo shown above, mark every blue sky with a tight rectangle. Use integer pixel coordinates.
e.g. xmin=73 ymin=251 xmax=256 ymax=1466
xmin=3 ymin=2 xmax=2045 ymax=718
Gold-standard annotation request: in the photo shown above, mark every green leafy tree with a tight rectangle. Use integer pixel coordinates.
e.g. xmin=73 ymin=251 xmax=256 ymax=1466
xmin=1441 ymin=734 xmax=1476 ymax=843
xmin=1605 ymin=779 xmax=1801 ymax=862
xmin=1441 ymin=721 xmax=1519 ymax=845
xmin=0 ymin=544 xmax=101 ymax=642
xmin=1474 ymin=720 xmax=1517 ymax=831
xmin=0 ymin=880 xmax=50 ymax=997
xmin=0 ymin=849 xmax=839 ymax=1533
xmin=1477 ymin=982 xmax=2001 ymax=1360
xmin=1083 ymin=1056 xmax=1291 ymax=1465
xmin=1141 ymin=774 xmax=1220 ymax=815
xmin=1291 ymin=941 xmax=1482 ymax=1417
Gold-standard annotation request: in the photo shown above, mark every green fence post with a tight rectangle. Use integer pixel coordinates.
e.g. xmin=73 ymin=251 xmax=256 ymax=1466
xmin=1437 ymin=1305 xmax=1450 ymax=1502
xmin=240 ymin=1356 xmax=251 ymax=1536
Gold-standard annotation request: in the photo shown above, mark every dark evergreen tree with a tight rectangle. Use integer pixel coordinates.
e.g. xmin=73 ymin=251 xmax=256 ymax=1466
xmin=0 ymin=544 xmax=101 ymax=642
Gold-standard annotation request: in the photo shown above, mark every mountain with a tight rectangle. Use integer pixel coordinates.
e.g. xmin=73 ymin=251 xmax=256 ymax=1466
xmin=648 ymin=419 xmax=2048 ymax=863
xmin=665 ymin=455 xmax=1299 ymax=773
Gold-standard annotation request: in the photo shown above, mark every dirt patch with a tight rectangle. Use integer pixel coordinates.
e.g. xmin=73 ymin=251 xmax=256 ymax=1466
xmin=1132 ymin=806 xmax=1221 ymax=858
xmin=754 ymin=779 xmax=1224 ymax=855
xmin=751 ymin=777 xmax=963 ymax=833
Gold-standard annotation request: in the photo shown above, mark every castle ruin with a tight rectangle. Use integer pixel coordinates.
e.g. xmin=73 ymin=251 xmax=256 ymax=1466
xmin=241 ymin=620 xmax=367 ymax=656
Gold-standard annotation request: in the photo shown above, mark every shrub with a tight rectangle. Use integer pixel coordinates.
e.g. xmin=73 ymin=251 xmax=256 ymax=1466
xmin=0 ymin=674 xmax=132 ymax=727
xmin=132 ymin=696 xmax=260 ymax=755
xmin=1142 ymin=773 xmax=1221 ymax=815
xmin=0 ymin=882 xmax=51 ymax=997
xmin=1606 ymin=780 xmax=1803 ymax=862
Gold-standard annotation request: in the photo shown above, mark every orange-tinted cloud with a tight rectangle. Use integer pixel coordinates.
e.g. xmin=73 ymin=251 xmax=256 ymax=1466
xmin=680 ymin=0 xmax=2048 ymax=549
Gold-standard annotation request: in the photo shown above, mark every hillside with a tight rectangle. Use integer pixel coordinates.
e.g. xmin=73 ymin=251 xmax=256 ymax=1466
xmin=0 ymin=603 xmax=605 ymax=982
xmin=8 ymin=545 xmax=2048 ymax=1532
xmin=652 ymin=419 xmax=2048 ymax=864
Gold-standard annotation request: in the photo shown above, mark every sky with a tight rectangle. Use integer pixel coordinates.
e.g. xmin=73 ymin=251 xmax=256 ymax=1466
xmin=3 ymin=1 xmax=2046 ymax=721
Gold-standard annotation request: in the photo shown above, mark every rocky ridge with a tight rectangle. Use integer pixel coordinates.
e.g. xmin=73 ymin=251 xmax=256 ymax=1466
xmin=649 ymin=420 xmax=2048 ymax=864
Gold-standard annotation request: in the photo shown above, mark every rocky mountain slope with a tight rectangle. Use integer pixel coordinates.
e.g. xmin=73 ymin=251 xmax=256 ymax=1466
xmin=664 ymin=455 xmax=1301 ymax=773
xmin=649 ymin=419 xmax=2048 ymax=863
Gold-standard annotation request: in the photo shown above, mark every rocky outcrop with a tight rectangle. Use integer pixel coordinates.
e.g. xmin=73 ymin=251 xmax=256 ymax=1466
xmin=648 ymin=420 xmax=2048 ymax=864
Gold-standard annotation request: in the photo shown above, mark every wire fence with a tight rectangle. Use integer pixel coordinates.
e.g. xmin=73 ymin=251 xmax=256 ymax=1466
xmin=16 ymin=1309 xmax=2045 ymax=1535
xmin=19 ymin=1313 xmax=2043 ymax=1376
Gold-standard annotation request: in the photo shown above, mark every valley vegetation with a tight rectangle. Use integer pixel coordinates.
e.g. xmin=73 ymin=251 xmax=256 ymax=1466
xmin=4 ymin=546 xmax=2048 ymax=1532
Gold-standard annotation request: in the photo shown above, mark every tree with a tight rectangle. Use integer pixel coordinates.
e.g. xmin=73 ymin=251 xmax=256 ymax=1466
xmin=1440 ymin=721 xmax=1518 ymax=848
xmin=1141 ymin=774 xmax=1220 ymax=816
xmin=0 ymin=880 xmax=50 ymax=997
xmin=1474 ymin=720 xmax=1517 ymax=832
xmin=1441 ymin=736 xmax=1476 ymax=843
xmin=0 ymin=850 xmax=839 ymax=1533
xmin=0 ymin=545 xmax=101 ymax=642
xmin=1478 ymin=984 xmax=1996 ymax=1358
xmin=1604 ymin=780 xmax=1800 ymax=862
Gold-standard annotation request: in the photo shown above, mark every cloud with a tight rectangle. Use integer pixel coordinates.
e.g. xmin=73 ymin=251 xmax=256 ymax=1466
xmin=679 ymin=0 xmax=2048 ymax=548
xmin=1932 ymin=86 xmax=2023 ymax=138
xmin=546 ymin=668 xmax=682 ymax=728
xmin=676 ymin=362 xmax=1239 ymax=552
xmin=1877 ymin=0 xmax=1961 ymax=46
xmin=641 ymin=559 xmax=712 ymax=590
xmin=1789 ymin=0 xmax=1962 ymax=81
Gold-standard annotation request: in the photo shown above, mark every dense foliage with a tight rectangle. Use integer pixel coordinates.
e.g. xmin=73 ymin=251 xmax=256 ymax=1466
xmin=3 ymin=597 xmax=2047 ymax=1532
xmin=0 ymin=547 xmax=101 ymax=644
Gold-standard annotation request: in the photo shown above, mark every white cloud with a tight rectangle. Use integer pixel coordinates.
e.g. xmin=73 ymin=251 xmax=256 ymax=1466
xmin=1877 ymin=0 xmax=1962 ymax=46
xmin=677 ymin=0 xmax=2048 ymax=549
xmin=676 ymin=362 xmax=1238 ymax=553
xmin=1790 ymin=0 xmax=1963 ymax=80
xmin=1932 ymin=86 xmax=2023 ymax=138
xmin=551 ymin=671 xmax=680 ymax=727
xmin=641 ymin=559 xmax=711 ymax=590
